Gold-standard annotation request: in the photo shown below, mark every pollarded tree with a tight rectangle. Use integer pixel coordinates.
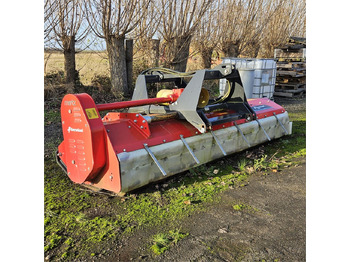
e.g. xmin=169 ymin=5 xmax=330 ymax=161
xmin=86 ymin=0 xmax=151 ymax=97
xmin=217 ymin=0 xmax=277 ymax=58
xmin=47 ymin=0 xmax=89 ymax=91
xmin=159 ymin=0 xmax=213 ymax=72
xmin=260 ymin=0 xmax=306 ymax=57
xmin=192 ymin=1 xmax=220 ymax=69
xmin=44 ymin=0 xmax=59 ymax=43
xmin=131 ymin=0 xmax=162 ymax=68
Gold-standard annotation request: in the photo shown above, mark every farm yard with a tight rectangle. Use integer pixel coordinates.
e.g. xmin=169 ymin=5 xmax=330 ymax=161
xmin=44 ymin=51 xmax=306 ymax=262
xmin=42 ymin=0 xmax=310 ymax=261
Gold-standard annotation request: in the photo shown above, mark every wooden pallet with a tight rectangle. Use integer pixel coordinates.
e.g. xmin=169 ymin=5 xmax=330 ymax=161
xmin=276 ymin=77 xmax=306 ymax=84
xmin=276 ymin=58 xmax=306 ymax=62
xmin=277 ymin=65 xmax=306 ymax=72
xmin=276 ymin=71 xmax=306 ymax=77
xmin=275 ymin=83 xmax=306 ymax=90
xmin=277 ymin=62 xmax=306 ymax=69
xmin=274 ymin=87 xmax=306 ymax=97
xmin=274 ymin=43 xmax=306 ymax=98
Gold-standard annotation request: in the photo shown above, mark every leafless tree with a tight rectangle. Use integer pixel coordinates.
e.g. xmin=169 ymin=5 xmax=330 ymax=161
xmin=260 ymin=0 xmax=306 ymax=57
xmin=216 ymin=0 xmax=278 ymax=58
xmin=86 ymin=0 xmax=151 ymax=97
xmin=158 ymin=0 xmax=213 ymax=72
xmin=192 ymin=2 xmax=220 ymax=68
xmin=46 ymin=0 xmax=89 ymax=91
xmin=45 ymin=0 xmax=59 ymax=43
xmin=131 ymin=0 xmax=162 ymax=65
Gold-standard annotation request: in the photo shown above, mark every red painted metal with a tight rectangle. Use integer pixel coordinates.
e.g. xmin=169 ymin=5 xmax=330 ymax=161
xmin=248 ymin=98 xmax=285 ymax=119
xmin=103 ymin=112 xmax=151 ymax=138
xmin=60 ymin=94 xmax=106 ymax=183
xmin=57 ymin=93 xmax=286 ymax=194
xmin=96 ymin=97 xmax=173 ymax=111
xmin=95 ymin=88 xmax=184 ymax=111
xmin=58 ymin=93 xmax=121 ymax=192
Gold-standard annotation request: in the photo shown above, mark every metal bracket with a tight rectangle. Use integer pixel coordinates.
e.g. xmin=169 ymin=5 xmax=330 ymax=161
xmin=210 ymin=131 xmax=227 ymax=156
xmin=234 ymin=121 xmax=251 ymax=147
xmin=273 ymin=113 xmax=288 ymax=134
xmin=256 ymin=119 xmax=271 ymax=141
xmin=180 ymin=135 xmax=200 ymax=164
xmin=144 ymin=144 xmax=167 ymax=176
xmin=128 ymin=75 xmax=150 ymax=114
xmin=169 ymin=70 xmax=207 ymax=133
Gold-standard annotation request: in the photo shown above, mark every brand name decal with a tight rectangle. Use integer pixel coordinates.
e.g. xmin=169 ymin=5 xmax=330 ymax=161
xmin=251 ymin=105 xmax=272 ymax=111
xmin=67 ymin=126 xmax=83 ymax=133
xmin=64 ymin=100 xmax=76 ymax=106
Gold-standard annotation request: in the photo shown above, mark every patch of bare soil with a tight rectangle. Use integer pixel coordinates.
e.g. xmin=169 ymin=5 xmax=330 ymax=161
xmin=274 ymin=96 xmax=306 ymax=113
xmin=99 ymin=162 xmax=305 ymax=262
xmin=159 ymin=163 xmax=305 ymax=262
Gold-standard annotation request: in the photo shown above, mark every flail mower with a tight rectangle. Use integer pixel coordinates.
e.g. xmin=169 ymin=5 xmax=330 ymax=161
xmin=56 ymin=64 xmax=292 ymax=195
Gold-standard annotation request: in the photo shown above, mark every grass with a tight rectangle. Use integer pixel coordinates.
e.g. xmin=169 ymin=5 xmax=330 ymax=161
xmin=45 ymin=51 xmax=110 ymax=86
xmin=232 ymin=202 xmax=260 ymax=213
xmin=44 ymin=98 xmax=306 ymax=260
xmin=151 ymin=229 xmax=188 ymax=255
xmin=44 ymin=109 xmax=60 ymax=125
xmin=44 ymin=50 xmax=222 ymax=89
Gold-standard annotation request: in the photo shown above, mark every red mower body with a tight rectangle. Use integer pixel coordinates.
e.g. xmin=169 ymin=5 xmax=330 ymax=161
xmin=57 ymin=92 xmax=289 ymax=194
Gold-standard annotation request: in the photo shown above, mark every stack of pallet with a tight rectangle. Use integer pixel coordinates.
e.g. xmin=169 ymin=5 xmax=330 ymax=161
xmin=274 ymin=37 xmax=306 ymax=98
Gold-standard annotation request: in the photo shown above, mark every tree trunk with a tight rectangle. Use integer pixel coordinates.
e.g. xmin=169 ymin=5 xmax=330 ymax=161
xmin=252 ymin=45 xmax=260 ymax=58
xmin=222 ymin=40 xmax=240 ymax=57
xmin=63 ymin=35 xmax=76 ymax=93
xmin=106 ymin=36 xmax=128 ymax=97
xmin=200 ymin=46 xmax=214 ymax=69
xmin=125 ymin=39 xmax=133 ymax=95
xmin=244 ymin=41 xmax=260 ymax=58
xmin=170 ymin=35 xmax=192 ymax=72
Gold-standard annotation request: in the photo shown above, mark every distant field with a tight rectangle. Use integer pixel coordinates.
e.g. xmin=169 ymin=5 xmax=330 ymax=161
xmin=44 ymin=50 xmax=221 ymax=87
xmin=44 ymin=51 xmax=110 ymax=86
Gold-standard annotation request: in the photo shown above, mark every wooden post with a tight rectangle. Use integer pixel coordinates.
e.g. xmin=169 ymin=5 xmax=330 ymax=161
xmin=125 ymin=39 xmax=133 ymax=95
xmin=150 ymin=39 xmax=160 ymax=67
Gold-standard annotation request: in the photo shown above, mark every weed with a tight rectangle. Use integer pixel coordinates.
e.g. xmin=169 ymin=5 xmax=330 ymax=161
xmin=75 ymin=213 xmax=87 ymax=223
xmin=151 ymin=229 xmax=188 ymax=255
xmin=232 ymin=203 xmax=258 ymax=212
xmin=44 ymin=233 xmax=62 ymax=252
xmin=253 ymin=155 xmax=268 ymax=172
xmin=61 ymin=252 xmax=68 ymax=259
xmin=238 ymin=159 xmax=248 ymax=172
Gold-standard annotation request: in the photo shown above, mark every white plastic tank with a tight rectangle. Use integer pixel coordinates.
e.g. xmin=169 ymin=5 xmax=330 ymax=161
xmin=219 ymin=58 xmax=277 ymax=99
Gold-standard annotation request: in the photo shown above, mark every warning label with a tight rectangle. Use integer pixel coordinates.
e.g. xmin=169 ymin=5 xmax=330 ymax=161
xmin=85 ymin=108 xmax=99 ymax=119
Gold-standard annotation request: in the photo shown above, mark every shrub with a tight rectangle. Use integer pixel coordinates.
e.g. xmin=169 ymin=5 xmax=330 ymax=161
xmin=44 ymin=70 xmax=65 ymax=87
xmin=91 ymin=74 xmax=111 ymax=92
